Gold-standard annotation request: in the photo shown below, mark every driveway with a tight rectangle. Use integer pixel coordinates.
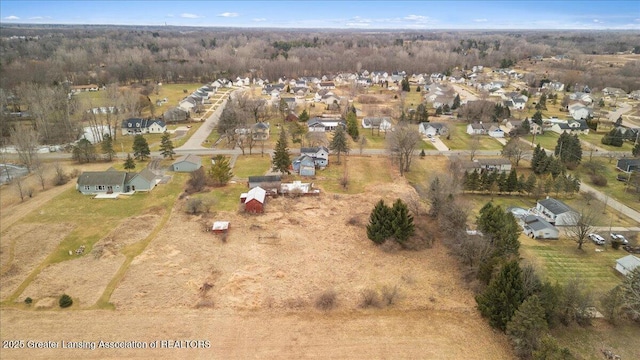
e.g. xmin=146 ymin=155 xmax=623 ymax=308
xmin=426 ymin=136 xmax=449 ymax=151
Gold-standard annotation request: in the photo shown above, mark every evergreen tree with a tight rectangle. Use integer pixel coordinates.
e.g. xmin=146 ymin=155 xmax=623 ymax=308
xmin=476 ymin=260 xmax=525 ymax=331
xmin=531 ymin=144 xmax=546 ymax=174
xmin=329 ymin=126 xmax=350 ymax=164
xmin=532 ymin=111 xmax=543 ymax=126
xmin=346 ymin=112 xmax=359 ymax=141
xmin=272 ymin=128 xmax=291 ymax=174
xmin=101 ymin=133 xmax=116 ymax=161
xmin=401 ymin=77 xmax=410 ymax=92
xmin=506 ymin=295 xmax=549 ymax=358
xmin=452 ymin=94 xmax=461 ymax=110
xmin=391 ymin=199 xmax=414 ymax=244
xmin=535 ymin=94 xmax=547 ymax=110
xmin=477 ymin=202 xmax=520 ymax=258
xmin=505 ymin=169 xmax=518 ymax=193
xmin=159 ymin=131 xmax=175 ymax=159
xmin=497 ymin=171 xmax=508 ymax=193
xmin=299 ymin=109 xmax=310 ymax=123
xmin=416 ymin=103 xmax=429 ymax=123
xmin=633 ymin=142 xmax=640 ymax=157
xmin=555 ymin=133 xmax=582 ymax=165
xmin=601 ymin=128 xmax=624 ymax=147
xmin=366 ymin=200 xmax=393 ymax=244
xmin=72 ymin=138 xmax=97 ymax=164
xmin=123 ymin=153 xmax=136 ymax=171
xmin=521 ymin=118 xmax=531 ymax=134
xmin=524 ymin=173 xmax=537 ymax=195
xmin=132 ymin=134 xmax=150 ymax=161
xmin=209 ymin=155 xmax=233 ymax=186
xmin=466 ymin=169 xmax=481 ymax=191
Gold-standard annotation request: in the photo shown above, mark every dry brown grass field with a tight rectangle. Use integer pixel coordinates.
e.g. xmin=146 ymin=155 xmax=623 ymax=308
xmin=0 ymin=158 xmax=514 ymax=359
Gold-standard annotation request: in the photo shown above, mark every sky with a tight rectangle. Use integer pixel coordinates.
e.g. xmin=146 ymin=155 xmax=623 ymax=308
xmin=1 ymin=1 xmax=639 ymax=30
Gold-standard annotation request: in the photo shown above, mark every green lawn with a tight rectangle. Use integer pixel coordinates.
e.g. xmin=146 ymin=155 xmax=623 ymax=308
xmin=530 ymin=131 xmax=560 ymax=150
xmin=441 ymin=123 xmax=503 ymax=150
xmin=573 ymin=158 xmax=640 ymax=212
xmin=202 ymin=183 xmax=247 ymax=212
xmin=233 ymin=154 xmax=272 ymax=178
xmin=580 ymin=131 xmax=634 ymax=153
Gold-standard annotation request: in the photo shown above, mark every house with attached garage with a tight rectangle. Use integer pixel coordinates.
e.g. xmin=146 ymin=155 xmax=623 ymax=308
xmin=419 ymin=122 xmax=448 ymax=137
xmin=307 ymin=117 xmax=345 ymax=133
xmin=535 ymin=197 xmax=579 ymax=226
xmin=171 ymin=154 xmax=202 ymax=172
xmin=300 ymin=146 xmax=330 ymax=168
xmin=76 ymin=168 xmax=158 ymax=196
xmin=362 ymin=117 xmax=392 ymax=132
xmin=121 ymin=118 xmax=167 ymax=136
xmin=251 ymin=122 xmax=270 ymax=140
xmin=466 ymin=122 xmax=504 ymax=138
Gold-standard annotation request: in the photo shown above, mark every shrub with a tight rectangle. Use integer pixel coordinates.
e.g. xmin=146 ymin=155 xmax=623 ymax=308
xmin=59 ymin=294 xmax=73 ymax=308
xmin=315 ymin=290 xmax=337 ymax=311
xmin=381 ymin=285 xmax=400 ymax=306
xmin=590 ymin=173 xmax=607 ymax=186
xmin=359 ymin=289 xmax=381 ymax=308
xmin=24 ymin=297 xmax=33 ymax=305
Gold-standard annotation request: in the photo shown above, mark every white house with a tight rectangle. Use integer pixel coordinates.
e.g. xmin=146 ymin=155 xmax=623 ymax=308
xmin=419 ymin=122 xmax=448 ymax=137
xmin=535 ymin=197 xmax=579 ymax=226
xmin=568 ymin=103 xmax=593 ymax=120
xmin=615 ymin=255 xmax=640 ymax=276
xmin=362 ymin=117 xmax=392 ymax=131
xmin=307 ymin=118 xmax=345 ymax=132
xmin=121 ymin=118 xmax=167 ymax=136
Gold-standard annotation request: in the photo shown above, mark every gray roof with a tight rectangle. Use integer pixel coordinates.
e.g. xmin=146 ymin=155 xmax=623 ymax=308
xmin=617 ymin=158 xmax=640 ymax=171
xmin=77 ymin=171 xmax=126 ymax=186
xmin=538 ymin=197 xmax=574 ymax=215
xmin=136 ymin=168 xmax=158 ymax=182
xmin=301 ymin=146 xmax=329 ymax=154
xmin=249 ymin=175 xmax=282 ymax=183
xmin=363 ymin=117 xmax=390 ymax=126
xmin=523 ymin=215 xmax=557 ymax=231
xmin=617 ymin=255 xmax=640 ymax=270
xmin=172 ymin=154 xmax=201 ymax=166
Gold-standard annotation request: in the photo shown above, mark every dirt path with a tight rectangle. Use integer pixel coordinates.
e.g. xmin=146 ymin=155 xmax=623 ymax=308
xmin=0 ymin=180 xmax=76 ymax=231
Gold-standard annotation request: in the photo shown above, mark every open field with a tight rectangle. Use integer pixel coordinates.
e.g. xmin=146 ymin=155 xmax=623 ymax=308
xmin=232 ymin=154 xmax=271 ymax=179
xmin=574 ymin=158 xmax=640 ymax=212
xmin=0 ymin=157 xmax=515 ymax=359
xmin=442 ymin=123 xmax=504 ymax=151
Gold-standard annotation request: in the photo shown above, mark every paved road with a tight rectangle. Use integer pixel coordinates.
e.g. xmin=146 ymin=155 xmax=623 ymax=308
xmin=608 ymin=102 xmax=632 ymax=123
xmin=580 ymin=181 xmax=640 ymax=225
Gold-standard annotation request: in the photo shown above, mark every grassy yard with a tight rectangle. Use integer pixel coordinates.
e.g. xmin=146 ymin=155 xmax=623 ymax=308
xmin=150 ymin=83 xmax=202 ymax=109
xmin=200 ymin=183 xmax=247 ymax=212
xmin=580 ymin=131 xmax=635 ymax=152
xmin=530 ymin=131 xmax=560 ymax=150
xmin=573 ymin=158 xmax=640 ymax=212
xmin=441 ymin=123 xmax=503 ymax=151
xmin=314 ymin=155 xmax=394 ymax=194
xmin=405 ymin=155 xmax=451 ymax=187
xmin=233 ymin=154 xmax=272 ymax=179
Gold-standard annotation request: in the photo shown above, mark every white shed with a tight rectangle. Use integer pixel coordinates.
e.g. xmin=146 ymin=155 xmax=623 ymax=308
xmin=615 ymin=255 xmax=640 ymax=276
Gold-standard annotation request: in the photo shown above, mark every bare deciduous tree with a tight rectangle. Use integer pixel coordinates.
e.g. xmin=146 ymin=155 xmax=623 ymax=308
xmin=502 ymin=137 xmax=529 ymax=167
xmin=566 ymin=210 xmax=596 ymax=250
xmin=10 ymin=127 xmax=39 ymax=172
xmin=387 ymin=123 xmax=421 ymax=176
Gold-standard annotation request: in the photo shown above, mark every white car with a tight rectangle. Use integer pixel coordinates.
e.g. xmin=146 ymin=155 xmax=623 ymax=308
xmin=610 ymin=233 xmax=629 ymax=245
xmin=588 ymin=233 xmax=605 ymax=245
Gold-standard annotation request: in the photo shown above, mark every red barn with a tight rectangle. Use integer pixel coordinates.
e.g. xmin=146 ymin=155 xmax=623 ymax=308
xmin=244 ymin=186 xmax=266 ymax=213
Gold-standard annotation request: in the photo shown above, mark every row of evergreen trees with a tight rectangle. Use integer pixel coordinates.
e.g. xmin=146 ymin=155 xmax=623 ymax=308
xmin=462 ymin=168 xmax=580 ymax=197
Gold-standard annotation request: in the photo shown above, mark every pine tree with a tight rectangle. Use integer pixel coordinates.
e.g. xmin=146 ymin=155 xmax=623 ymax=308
xmin=506 ymin=295 xmax=549 ymax=358
xmin=401 ymin=77 xmax=410 ymax=92
xmin=477 ymin=202 xmax=520 ymax=258
xmin=346 ymin=112 xmax=359 ymax=140
xmin=159 ymin=132 xmax=175 ymax=159
xmin=531 ymin=144 xmax=546 ymax=174
xmin=505 ymin=169 xmax=518 ymax=193
xmin=452 ymin=94 xmax=461 ymax=110
xmin=555 ymin=133 xmax=582 ymax=165
xmin=467 ymin=169 xmax=480 ymax=191
xmin=366 ymin=200 xmax=393 ymax=244
xmin=633 ymin=142 xmax=640 ymax=157
xmin=123 ymin=153 xmax=136 ymax=172
xmin=416 ymin=103 xmax=429 ymax=123
xmin=272 ymin=128 xmax=291 ymax=174
xmin=101 ymin=133 xmax=116 ymax=161
xmin=329 ymin=126 xmax=349 ymax=164
xmin=476 ymin=260 xmax=525 ymax=331
xmin=208 ymin=155 xmax=233 ymax=186
xmin=524 ymin=173 xmax=537 ymax=195
xmin=299 ymin=109 xmax=309 ymax=123
xmin=132 ymin=134 xmax=150 ymax=161
xmin=391 ymin=199 xmax=414 ymax=244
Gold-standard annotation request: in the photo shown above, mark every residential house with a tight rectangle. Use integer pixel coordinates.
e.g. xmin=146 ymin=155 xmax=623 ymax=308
xmin=568 ymin=92 xmax=593 ymax=104
xmin=542 ymin=81 xmax=565 ymax=92
xmin=488 ymin=125 xmax=505 ymax=138
xmin=502 ymin=119 xmax=523 ymax=135
xmin=459 ymin=158 xmax=512 ymax=173
xmin=292 ymin=155 xmax=316 ymax=176
xmin=171 ymin=154 xmax=202 ymax=172
xmin=616 ymin=158 xmax=640 ymax=173
xmin=535 ymin=197 xmax=579 ymax=226
xmin=603 ymin=87 xmax=627 ymax=97
xmin=163 ymin=107 xmax=189 ymax=123
xmin=530 ymin=122 xmax=544 ymax=135
xmin=300 ymin=146 xmax=330 ymax=167
xmin=252 ymin=122 xmax=270 ymax=141
xmin=70 ymin=84 xmax=99 ymax=93
xmin=248 ymin=175 xmax=281 ymax=193
xmin=242 ymin=186 xmax=266 ymax=213
xmin=550 ymin=119 xmax=590 ymax=135
xmin=567 ymin=102 xmax=593 ymax=120
xmin=522 ymin=215 xmax=559 ymax=239
xmin=418 ymin=122 xmax=448 ymax=137
xmin=76 ymin=169 xmax=158 ymax=195
xmin=121 ymin=118 xmax=167 ymax=136
xmin=362 ymin=117 xmax=392 ymax=132
xmin=321 ymin=93 xmax=340 ymax=105
xmin=467 ymin=122 xmax=489 ymax=135
xmin=318 ymin=82 xmax=336 ymax=89
xmin=179 ymin=97 xmax=198 ymax=113
xmin=280 ymin=180 xmax=319 ymax=196
xmin=307 ymin=117 xmax=345 ymax=132
xmin=615 ymin=255 xmax=640 ymax=276
xmin=628 ymin=90 xmax=640 ymax=100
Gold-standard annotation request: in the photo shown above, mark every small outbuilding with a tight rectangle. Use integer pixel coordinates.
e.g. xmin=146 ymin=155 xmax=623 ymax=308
xmin=248 ymin=175 xmax=281 ymax=192
xmin=212 ymin=221 xmax=230 ymax=234
xmin=615 ymin=255 xmax=640 ymax=276
xmin=171 ymin=154 xmax=202 ymax=172
xmin=243 ymin=186 xmax=266 ymax=213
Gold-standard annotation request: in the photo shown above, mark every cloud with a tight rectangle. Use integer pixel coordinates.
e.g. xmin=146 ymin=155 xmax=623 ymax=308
xmin=180 ymin=13 xmax=202 ymax=19
xmin=474 ymin=18 xmax=488 ymax=22
xmin=593 ymin=19 xmax=601 ymax=23
xmin=3 ymin=15 xmax=20 ymax=20
xmin=404 ymin=15 xmax=427 ymax=22
xmin=253 ymin=18 xmax=266 ymax=22
xmin=218 ymin=12 xmax=239 ymax=18
xmin=345 ymin=16 xmax=372 ymax=27
xmin=166 ymin=14 xmax=175 ymax=18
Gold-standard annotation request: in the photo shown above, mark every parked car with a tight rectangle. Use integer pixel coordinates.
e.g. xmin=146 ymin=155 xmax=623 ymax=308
xmin=588 ymin=233 xmax=605 ymax=245
xmin=610 ymin=233 xmax=629 ymax=245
